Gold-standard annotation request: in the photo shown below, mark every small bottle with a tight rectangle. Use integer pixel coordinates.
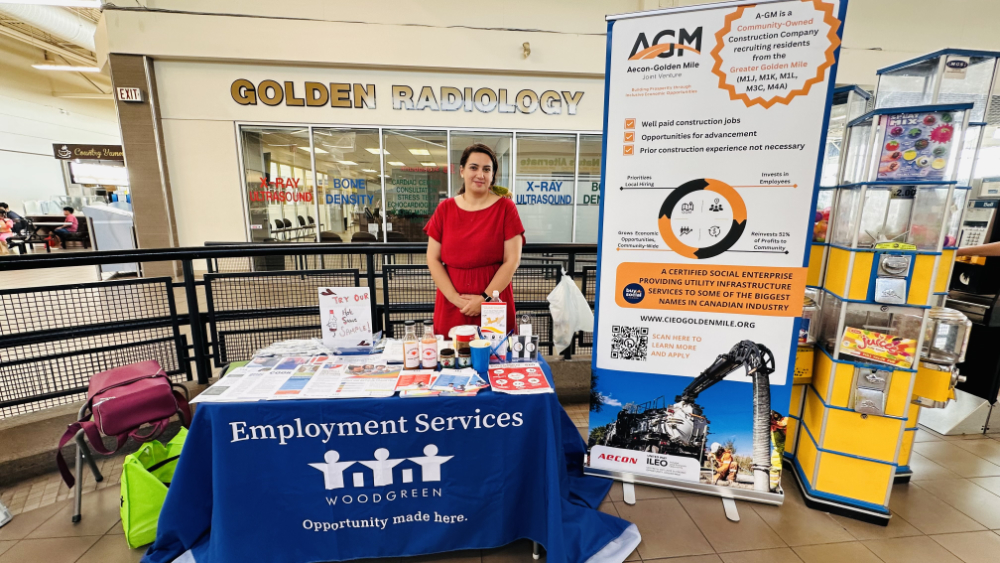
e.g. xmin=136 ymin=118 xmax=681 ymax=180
xmin=492 ymin=290 xmax=500 ymax=302
xmin=420 ymin=320 xmax=438 ymax=369
xmin=402 ymin=320 xmax=420 ymax=370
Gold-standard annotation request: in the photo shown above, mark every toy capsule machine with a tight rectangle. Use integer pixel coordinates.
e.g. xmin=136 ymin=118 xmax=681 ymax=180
xmin=793 ymin=295 xmax=926 ymax=522
xmin=786 ymin=288 xmax=821 ymax=458
xmin=894 ymin=308 xmax=972 ymax=481
xmin=810 ymin=86 xmax=872 ymax=287
xmin=875 ymin=50 xmax=1000 ymax=193
xmin=824 ymin=105 xmax=972 ymax=309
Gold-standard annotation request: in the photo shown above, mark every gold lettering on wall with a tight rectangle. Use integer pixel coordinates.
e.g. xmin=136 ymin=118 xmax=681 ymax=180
xmin=330 ymin=83 xmax=351 ymax=108
xmin=227 ymin=80 xmax=582 ymax=114
xmin=285 ymin=81 xmax=305 ymax=106
xmin=353 ymin=84 xmax=375 ymax=109
xmin=305 ymin=82 xmax=329 ymax=106
xmin=258 ymin=80 xmax=283 ymax=106
xmin=231 ymin=79 xmax=256 ymax=105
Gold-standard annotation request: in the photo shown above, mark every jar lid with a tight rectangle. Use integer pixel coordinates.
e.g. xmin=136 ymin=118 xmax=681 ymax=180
xmin=928 ymin=307 xmax=969 ymax=323
xmin=455 ymin=326 xmax=478 ymax=336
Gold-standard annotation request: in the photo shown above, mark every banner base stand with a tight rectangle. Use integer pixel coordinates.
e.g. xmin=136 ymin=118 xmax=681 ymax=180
xmin=722 ymin=498 xmax=740 ymax=522
xmin=584 ymin=468 xmax=784 ymax=506
xmin=622 ymin=483 xmax=636 ymax=506
xmin=787 ymin=460 xmax=891 ymax=526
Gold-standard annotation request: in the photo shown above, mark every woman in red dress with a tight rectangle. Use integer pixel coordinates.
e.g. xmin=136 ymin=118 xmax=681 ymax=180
xmin=424 ymin=144 xmax=525 ymax=336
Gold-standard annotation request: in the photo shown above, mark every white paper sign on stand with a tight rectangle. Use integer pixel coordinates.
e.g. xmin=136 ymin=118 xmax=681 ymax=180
xmin=319 ymin=288 xmax=375 ymax=348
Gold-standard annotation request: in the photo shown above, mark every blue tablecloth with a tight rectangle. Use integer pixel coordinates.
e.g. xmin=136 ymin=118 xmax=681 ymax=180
xmin=143 ymin=359 xmax=639 ymax=563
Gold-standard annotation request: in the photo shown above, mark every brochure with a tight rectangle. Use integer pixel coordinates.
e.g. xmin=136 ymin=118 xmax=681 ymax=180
xmin=333 ymin=364 xmax=401 ymax=398
xmin=395 ymin=370 xmax=437 ymax=391
xmin=295 ymin=362 xmax=347 ymax=399
xmin=488 ymin=363 xmax=552 ymax=394
xmin=427 ymin=368 xmax=488 ymax=396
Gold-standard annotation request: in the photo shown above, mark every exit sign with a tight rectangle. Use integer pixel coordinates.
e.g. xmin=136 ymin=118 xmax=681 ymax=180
xmin=116 ymin=87 xmax=143 ymax=102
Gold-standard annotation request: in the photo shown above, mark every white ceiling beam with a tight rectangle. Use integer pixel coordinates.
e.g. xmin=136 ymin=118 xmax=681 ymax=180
xmin=0 ymin=22 xmax=96 ymax=66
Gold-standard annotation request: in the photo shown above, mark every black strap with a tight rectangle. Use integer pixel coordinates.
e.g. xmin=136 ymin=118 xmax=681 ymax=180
xmin=146 ymin=455 xmax=181 ymax=473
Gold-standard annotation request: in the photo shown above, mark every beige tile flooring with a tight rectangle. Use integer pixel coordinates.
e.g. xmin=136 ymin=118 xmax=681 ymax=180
xmin=3 ymin=406 xmax=1000 ymax=562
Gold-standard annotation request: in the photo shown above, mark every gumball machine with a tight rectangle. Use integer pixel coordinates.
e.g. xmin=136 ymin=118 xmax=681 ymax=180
xmin=788 ymin=101 xmax=973 ymax=525
xmin=793 ymin=88 xmax=872 ymax=461
xmin=809 ymin=86 xmax=871 ymax=287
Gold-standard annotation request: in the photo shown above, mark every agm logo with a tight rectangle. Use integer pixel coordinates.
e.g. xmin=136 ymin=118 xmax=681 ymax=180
xmin=309 ymin=445 xmax=452 ymax=490
xmin=628 ymin=27 xmax=703 ymax=60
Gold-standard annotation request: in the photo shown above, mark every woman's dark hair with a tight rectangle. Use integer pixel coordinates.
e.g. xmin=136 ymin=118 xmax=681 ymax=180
xmin=457 ymin=143 xmax=499 ymax=195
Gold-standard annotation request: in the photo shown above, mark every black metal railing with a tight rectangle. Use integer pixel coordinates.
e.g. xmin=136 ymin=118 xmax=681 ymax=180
xmin=0 ymin=242 xmax=597 ymax=418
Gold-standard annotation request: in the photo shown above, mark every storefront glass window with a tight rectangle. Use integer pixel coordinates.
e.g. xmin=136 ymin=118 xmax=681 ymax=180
xmin=450 ymin=132 xmax=512 ymax=196
xmin=240 ymin=127 xmax=317 ymax=243
xmin=515 ymin=133 xmax=576 ymax=243
xmin=382 ymin=130 xmax=448 ymax=242
xmin=312 ymin=128 xmax=383 ymax=243
xmin=575 ymin=135 xmax=602 ymax=243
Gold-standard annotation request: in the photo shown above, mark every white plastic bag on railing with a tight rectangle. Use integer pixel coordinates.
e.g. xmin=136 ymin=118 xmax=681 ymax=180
xmin=547 ymin=269 xmax=595 ymax=354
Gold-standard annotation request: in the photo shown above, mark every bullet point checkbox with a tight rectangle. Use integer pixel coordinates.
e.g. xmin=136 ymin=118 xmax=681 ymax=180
xmin=624 ymin=131 xmax=635 ymax=142
xmin=624 ymin=118 xmax=635 ymax=129
xmin=623 ymin=145 xmax=634 ymax=155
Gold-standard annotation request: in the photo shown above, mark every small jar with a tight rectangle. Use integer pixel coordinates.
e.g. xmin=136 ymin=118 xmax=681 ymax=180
xmin=457 ymin=349 xmax=471 ymax=368
xmin=454 ymin=325 xmax=478 ymax=353
xmin=439 ymin=348 xmax=456 ymax=368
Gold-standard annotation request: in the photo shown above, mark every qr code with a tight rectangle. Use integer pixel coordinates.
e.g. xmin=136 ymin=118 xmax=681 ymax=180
xmin=611 ymin=325 xmax=648 ymax=361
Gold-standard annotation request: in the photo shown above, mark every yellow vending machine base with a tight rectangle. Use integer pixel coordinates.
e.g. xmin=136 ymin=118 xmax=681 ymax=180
xmin=895 ymin=402 xmax=921 ymax=484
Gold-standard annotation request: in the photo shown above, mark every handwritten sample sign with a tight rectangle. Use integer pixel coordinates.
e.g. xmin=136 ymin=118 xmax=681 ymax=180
xmin=318 ymin=287 xmax=374 ymax=349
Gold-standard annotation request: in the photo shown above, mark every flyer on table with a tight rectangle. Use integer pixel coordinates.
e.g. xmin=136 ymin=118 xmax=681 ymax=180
xmin=588 ymin=0 xmax=845 ymax=500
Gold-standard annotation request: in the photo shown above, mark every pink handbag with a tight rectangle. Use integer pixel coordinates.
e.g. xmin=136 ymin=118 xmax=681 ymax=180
xmin=57 ymin=361 xmax=191 ymax=487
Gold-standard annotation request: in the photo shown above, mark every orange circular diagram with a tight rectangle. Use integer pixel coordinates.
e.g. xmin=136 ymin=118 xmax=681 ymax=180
xmin=657 ymin=179 xmax=747 ymax=259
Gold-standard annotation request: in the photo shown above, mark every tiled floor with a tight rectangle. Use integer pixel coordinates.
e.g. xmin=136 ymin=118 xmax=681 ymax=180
xmin=3 ymin=409 xmax=1000 ymax=563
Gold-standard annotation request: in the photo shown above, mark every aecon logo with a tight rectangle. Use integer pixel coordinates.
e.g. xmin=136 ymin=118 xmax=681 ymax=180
xmin=622 ymin=283 xmax=645 ymax=304
xmin=309 ymin=445 xmax=452 ymax=490
xmin=596 ymin=452 xmax=638 ymax=464
xmin=628 ymin=27 xmax=703 ymax=60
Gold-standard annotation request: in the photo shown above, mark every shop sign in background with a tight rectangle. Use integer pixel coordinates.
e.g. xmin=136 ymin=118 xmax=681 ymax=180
xmin=588 ymin=0 xmax=846 ymax=500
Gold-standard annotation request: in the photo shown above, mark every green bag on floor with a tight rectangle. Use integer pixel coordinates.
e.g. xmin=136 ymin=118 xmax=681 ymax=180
xmin=120 ymin=427 xmax=187 ymax=548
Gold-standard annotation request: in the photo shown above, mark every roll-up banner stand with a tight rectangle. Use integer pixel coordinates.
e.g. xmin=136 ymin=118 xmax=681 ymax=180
xmin=587 ymin=0 xmax=847 ymax=505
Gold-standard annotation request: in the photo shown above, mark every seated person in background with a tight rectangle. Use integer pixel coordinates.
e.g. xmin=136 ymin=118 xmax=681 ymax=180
xmin=0 ymin=210 xmax=13 ymax=241
xmin=51 ymin=206 xmax=78 ymax=248
xmin=0 ymin=203 xmax=21 ymax=222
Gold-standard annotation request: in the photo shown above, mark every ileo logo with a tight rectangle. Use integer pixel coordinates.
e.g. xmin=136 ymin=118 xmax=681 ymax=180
xmin=628 ymin=27 xmax=703 ymax=60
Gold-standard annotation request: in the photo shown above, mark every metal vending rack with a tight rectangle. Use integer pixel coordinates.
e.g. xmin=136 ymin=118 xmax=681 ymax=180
xmin=789 ymin=83 xmax=974 ymax=524
xmin=874 ymin=49 xmax=1000 ymax=448
xmin=788 ymin=86 xmax=871 ymax=469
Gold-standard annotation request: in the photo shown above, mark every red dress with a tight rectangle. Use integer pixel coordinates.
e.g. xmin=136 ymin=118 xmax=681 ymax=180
xmin=424 ymin=197 xmax=525 ymax=336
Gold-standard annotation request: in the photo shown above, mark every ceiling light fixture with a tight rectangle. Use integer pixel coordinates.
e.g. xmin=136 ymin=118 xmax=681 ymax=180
xmin=296 ymin=146 xmax=328 ymax=154
xmin=32 ymin=64 xmax=100 ymax=73
xmin=362 ymin=169 xmax=377 ymax=173
xmin=387 ymin=161 xmax=405 ymax=166
xmin=409 ymin=149 xmax=431 ymax=156
xmin=420 ymin=162 xmax=437 ymax=166
xmin=337 ymin=160 xmax=358 ymax=166
xmin=364 ymin=148 xmax=389 ymax=155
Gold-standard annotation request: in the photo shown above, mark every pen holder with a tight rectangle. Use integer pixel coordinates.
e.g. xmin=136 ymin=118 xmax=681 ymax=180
xmin=470 ymin=340 xmax=492 ymax=377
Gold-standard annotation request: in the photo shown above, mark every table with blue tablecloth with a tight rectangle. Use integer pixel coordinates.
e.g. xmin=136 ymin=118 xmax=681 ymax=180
xmin=143 ymin=358 xmax=640 ymax=563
